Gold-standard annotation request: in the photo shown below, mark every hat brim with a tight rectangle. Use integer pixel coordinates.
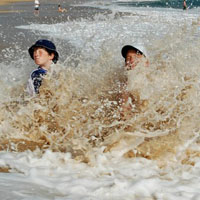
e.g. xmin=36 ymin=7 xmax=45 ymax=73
xmin=121 ymin=45 xmax=145 ymax=58
xmin=28 ymin=44 xmax=59 ymax=63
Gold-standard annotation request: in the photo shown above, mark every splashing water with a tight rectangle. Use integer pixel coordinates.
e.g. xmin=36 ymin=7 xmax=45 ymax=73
xmin=1 ymin=7 xmax=200 ymax=169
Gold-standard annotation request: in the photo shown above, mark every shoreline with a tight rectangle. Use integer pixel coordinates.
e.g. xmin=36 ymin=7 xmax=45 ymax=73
xmin=0 ymin=0 xmax=90 ymax=12
xmin=0 ymin=0 xmax=32 ymax=13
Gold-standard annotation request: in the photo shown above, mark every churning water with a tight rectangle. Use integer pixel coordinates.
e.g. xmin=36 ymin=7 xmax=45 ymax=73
xmin=1 ymin=2 xmax=200 ymax=199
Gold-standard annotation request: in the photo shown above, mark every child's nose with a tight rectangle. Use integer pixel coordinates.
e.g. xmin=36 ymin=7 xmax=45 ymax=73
xmin=129 ymin=58 xmax=134 ymax=64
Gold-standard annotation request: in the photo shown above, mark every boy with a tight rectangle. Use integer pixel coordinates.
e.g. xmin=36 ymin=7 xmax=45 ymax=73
xmin=121 ymin=45 xmax=147 ymax=71
xmin=120 ymin=45 xmax=148 ymax=117
xmin=27 ymin=39 xmax=59 ymax=96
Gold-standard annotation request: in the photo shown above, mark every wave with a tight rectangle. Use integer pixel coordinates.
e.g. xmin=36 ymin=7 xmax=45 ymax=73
xmin=0 ymin=9 xmax=200 ymax=167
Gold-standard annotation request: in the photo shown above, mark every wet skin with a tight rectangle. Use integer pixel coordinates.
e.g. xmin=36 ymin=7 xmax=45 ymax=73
xmin=125 ymin=49 xmax=144 ymax=70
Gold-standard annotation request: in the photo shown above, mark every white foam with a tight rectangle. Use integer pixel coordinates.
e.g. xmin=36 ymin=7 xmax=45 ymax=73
xmin=0 ymin=150 xmax=200 ymax=199
xmin=16 ymin=7 xmax=198 ymax=62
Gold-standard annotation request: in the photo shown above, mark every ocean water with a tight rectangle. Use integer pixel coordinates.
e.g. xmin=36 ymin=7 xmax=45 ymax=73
xmin=82 ymin=0 xmax=200 ymax=9
xmin=114 ymin=0 xmax=200 ymax=9
xmin=1 ymin=0 xmax=200 ymax=199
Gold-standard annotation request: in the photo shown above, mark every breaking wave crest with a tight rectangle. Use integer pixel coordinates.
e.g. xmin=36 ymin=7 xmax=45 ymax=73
xmin=1 ymin=12 xmax=200 ymax=168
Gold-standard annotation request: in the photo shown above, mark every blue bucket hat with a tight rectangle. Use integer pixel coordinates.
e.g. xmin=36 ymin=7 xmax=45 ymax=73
xmin=121 ymin=45 xmax=145 ymax=58
xmin=28 ymin=39 xmax=59 ymax=64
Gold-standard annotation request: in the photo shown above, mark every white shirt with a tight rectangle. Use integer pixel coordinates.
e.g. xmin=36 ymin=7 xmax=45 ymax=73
xmin=35 ymin=0 xmax=40 ymax=8
xmin=26 ymin=67 xmax=47 ymax=96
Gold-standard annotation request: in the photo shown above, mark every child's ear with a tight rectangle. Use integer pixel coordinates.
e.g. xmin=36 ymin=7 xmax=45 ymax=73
xmin=50 ymin=53 xmax=55 ymax=60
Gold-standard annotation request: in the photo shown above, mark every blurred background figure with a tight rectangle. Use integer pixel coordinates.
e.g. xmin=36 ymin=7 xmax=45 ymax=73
xmin=58 ymin=4 xmax=67 ymax=13
xmin=183 ymin=0 xmax=187 ymax=10
xmin=34 ymin=0 xmax=40 ymax=16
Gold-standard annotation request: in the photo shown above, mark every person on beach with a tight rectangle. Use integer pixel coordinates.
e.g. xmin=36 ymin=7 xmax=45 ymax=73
xmin=58 ymin=4 xmax=67 ymax=13
xmin=26 ymin=39 xmax=59 ymax=96
xmin=34 ymin=0 xmax=40 ymax=16
xmin=183 ymin=0 xmax=187 ymax=10
xmin=120 ymin=45 xmax=148 ymax=117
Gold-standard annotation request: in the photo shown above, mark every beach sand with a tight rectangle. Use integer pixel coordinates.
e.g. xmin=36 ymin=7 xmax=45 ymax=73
xmin=0 ymin=0 xmax=32 ymax=6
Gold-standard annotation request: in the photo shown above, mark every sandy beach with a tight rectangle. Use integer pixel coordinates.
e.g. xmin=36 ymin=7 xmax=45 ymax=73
xmin=0 ymin=0 xmax=32 ymax=6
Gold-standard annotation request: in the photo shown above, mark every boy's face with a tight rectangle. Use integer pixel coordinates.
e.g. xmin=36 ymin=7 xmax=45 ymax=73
xmin=33 ymin=47 xmax=54 ymax=67
xmin=125 ymin=49 xmax=143 ymax=70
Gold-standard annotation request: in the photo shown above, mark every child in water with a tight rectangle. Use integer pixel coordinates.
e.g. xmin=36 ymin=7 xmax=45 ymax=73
xmin=26 ymin=39 xmax=59 ymax=96
xmin=120 ymin=45 xmax=149 ymax=118
xmin=58 ymin=4 xmax=67 ymax=12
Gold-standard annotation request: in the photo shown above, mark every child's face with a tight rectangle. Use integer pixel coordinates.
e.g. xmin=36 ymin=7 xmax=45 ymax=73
xmin=125 ymin=50 xmax=143 ymax=70
xmin=33 ymin=47 xmax=54 ymax=67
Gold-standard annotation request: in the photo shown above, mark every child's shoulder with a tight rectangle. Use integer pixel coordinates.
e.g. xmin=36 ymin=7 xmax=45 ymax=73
xmin=31 ymin=67 xmax=47 ymax=79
